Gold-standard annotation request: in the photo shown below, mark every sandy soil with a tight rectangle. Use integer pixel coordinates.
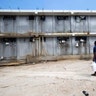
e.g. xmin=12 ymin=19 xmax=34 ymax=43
xmin=0 ymin=60 xmax=96 ymax=96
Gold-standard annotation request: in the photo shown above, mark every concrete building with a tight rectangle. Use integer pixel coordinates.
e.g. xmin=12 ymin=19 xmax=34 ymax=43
xmin=0 ymin=10 xmax=96 ymax=62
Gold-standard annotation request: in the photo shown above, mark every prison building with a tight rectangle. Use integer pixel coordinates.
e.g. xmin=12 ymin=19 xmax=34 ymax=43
xmin=0 ymin=10 xmax=96 ymax=62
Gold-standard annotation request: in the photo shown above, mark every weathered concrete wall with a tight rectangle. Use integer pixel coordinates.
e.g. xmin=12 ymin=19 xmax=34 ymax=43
xmin=71 ymin=16 xmax=89 ymax=32
xmin=16 ymin=16 xmax=29 ymax=33
xmin=0 ymin=15 xmax=96 ymax=60
xmin=1 ymin=15 xmax=96 ymax=33
xmin=90 ymin=16 xmax=96 ymax=33
xmin=17 ymin=38 xmax=32 ymax=59
xmin=0 ymin=39 xmax=17 ymax=59
xmin=0 ymin=17 xmax=4 ymax=33
xmin=0 ymin=36 xmax=94 ymax=60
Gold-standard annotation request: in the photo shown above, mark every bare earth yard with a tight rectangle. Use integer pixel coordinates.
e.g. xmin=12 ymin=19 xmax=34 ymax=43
xmin=0 ymin=60 xmax=96 ymax=96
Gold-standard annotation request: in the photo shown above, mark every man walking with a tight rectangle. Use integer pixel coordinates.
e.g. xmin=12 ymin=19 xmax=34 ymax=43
xmin=91 ymin=41 xmax=96 ymax=76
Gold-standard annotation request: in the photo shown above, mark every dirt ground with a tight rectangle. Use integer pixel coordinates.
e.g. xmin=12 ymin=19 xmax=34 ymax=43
xmin=0 ymin=60 xmax=96 ymax=96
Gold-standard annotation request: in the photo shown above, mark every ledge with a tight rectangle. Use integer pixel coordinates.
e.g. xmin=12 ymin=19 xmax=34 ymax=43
xmin=0 ymin=32 xmax=96 ymax=38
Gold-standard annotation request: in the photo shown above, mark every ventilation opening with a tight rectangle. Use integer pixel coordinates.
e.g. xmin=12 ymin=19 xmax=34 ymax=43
xmin=40 ymin=37 xmax=46 ymax=42
xmin=40 ymin=16 xmax=46 ymax=21
xmin=56 ymin=16 xmax=69 ymax=20
xmin=29 ymin=16 xmax=35 ymax=20
xmin=75 ymin=36 xmax=87 ymax=42
xmin=74 ymin=16 xmax=86 ymax=21
xmin=57 ymin=37 xmax=69 ymax=41
xmin=3 ymin=15 xmax=16 ymax=20
xmin=29 ymin=37 xmax=35 ymax=42
xmin=2 ymin=38 xmax=16 ymax=42
xmin=57 ymin=37 xmax=69 ymax=44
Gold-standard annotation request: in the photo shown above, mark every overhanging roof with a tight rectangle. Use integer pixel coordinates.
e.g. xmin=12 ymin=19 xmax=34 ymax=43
xmin=0 ymin=10 xmax=96 ymax=15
